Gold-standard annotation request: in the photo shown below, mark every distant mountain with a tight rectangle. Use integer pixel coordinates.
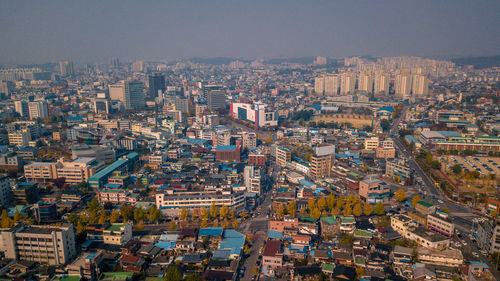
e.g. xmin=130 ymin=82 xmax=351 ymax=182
xmin=451 ymin=55 xmax=500 ymax=69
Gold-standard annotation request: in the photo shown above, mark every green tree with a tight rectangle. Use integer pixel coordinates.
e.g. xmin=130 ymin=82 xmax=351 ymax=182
xmin=210 ymin=203 xmax=218 ymax=218
xmin=87 ymin=198 xmax=101 ymax=212
xmin=148 ymin=205 xmax=161 ymax=223
xmin=452 ymin=164 xmax=462 ymax=174
xmin=120 ymin=205 xmax=134 ymax=221
xmin=353 ymin=203 xmax=363 ymax=217
xmin=98 ymin=209 xmax=108 ymax=224
xmin=67 ymin=212 xmax=80 ymax=225
xmin=163 ymin=266 xmax=182 ymax=281
xmin=219 ymin=205 xmax=229 ymax=218
xmin=133 ymin=207 xmax=146 ymax=222
xmin=286 ymin=201 xmax=296 ymax=217
xmin=364 ymin=203 xmax=373 ymax=216
xmin=411 ymin=195 xmax=421 ymax=208
xmin=184 ymin=274 xmax=200 ymax=281
xmin=374 ymin=202 xmax=385 ymax=215
xmin=394 ymin=189 xmax=407 ymax=202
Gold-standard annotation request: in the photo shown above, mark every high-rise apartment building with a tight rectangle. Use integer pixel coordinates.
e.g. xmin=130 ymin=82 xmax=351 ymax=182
xmin=358 ymin=72 xmax=373 ymax=93
xmin=124 ymin=80 xmax=145 ymax=110
xmin=28 ymin=101 xmax=49 ymax=120
xmin=374 ymin=72 xmax=390 ymax=96
xmin=395 ymin=71 xmax=412 ymax=100
xmin=0 ymin=223 xmax=76 ymax=265
xmin=0 ymin=81 xmax=15 ymax=98
xmin=411 ymin=74 xmax=429 ymax=98
xmin=14 ymin=100 xmax=29 ymax=117
xmin=59 ymin=60 xmax=74 ymax=76
xmin=309 ymin=143 xmax=335 ymax=179
xmin=148 ymin=73 xmax=165 ymax=100
xmin=324 ymin=75 xmax=339 ymax=96
xmin=314 ymin=77 xmax=325 ymax=96
xmin=340 ymin=72 xmax=356 ymax=94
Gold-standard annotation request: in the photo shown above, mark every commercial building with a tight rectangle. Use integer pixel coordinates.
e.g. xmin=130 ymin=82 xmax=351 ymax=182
xmin=215 ymin=145 xmax=240 ymax=162
xmin=309 ymin=143 xmax=335 ymax=179
xmin=0 ymin=176 xmax=12 ymax=207
xmin=276 ymin=146 xmax=291 ymax=167
xmin=87 ymin=152 xmax=139 ymax=189
xmin=14 ymin=101 xmax=28 ymax=117
xmin=12 ymin=182 xmax=39 ymax=204
xmin=8 ymin=129 xmax=30 ymax=146
xmin=56 ymin=157 xmax=105 ymax=184
xmin=427 ymin=211 xmax=454 ymax=237
xmin=385 ymin=159 xmax=412 ymax=182
xmin=207 ymin=90 xmax=226 ymax=110
xmin=244 ymin=165 xmax=261 ymax=194
xmin=148 ymin=73 xmax=165 ymax=99
xmin=155 ymin=190 xmax=246 ymax=215
xmin=230 ymin=102 xmax=277 ymax=129
xmin=391 ymin=214 xmax=450 ymax=249
xmin=249 ymin=150 xmax=266 ymax=166
xmin=24 ymin=162 xmax=58 ymax=182
xmin=33 ymin=201 xmax=58 ymax=223
xmin=123 ymin=80 xmax=145 ymax=110
xmin=59 ymin=60 xmax=74 ymax=76
xmin=241 ymin=132 xmax=257 ymax=149
xmin=0 ymin=223 xmax=76 ymax=265
xmin=358 ymin=175 xmax=390 ymax=203
xmin=364 ymin=137 xmax=379 ymax=150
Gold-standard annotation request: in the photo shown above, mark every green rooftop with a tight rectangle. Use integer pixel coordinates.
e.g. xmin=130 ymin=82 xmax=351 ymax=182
xmin=355 ymin=256 xmax=366 ymax=265
xmin=106 ymin=224 xmax=125 ymax=232
xmin=299 ymin=216 xmax=316 ymax=223
xmin=417 ymin=201 xmax=434 ymax=208
xmin=354 ymin=229 xmax=373 ymax=238
xmin=340 ymin=216 xmax=355 ymax=224
xmin=321 ymin=216 xmax=338 ymax=225
xmin=321 ymin=263 xmax=335 ymax=272
xmin=100 ymin=272 xmax=133 ymax=281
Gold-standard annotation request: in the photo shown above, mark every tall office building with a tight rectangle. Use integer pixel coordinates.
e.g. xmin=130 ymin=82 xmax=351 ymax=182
xmin=148 ymin=73 xmax=165 ymax=100
xmin=124 ymin=80 xmax=145 ymax=110
xmin=207 ymin=90 xmax=226 ymax=110
xmin=340 ymin=72 xmax=356 ymax=94
xmin=14 ymin=101 xmax=29 ymax=117
xmin=109 ymin=82 xmax=125 ymax=101
xmin=324 ymin=75 xmax=339 ymax=96
xmin=309 ymin=144 xmax=335 ymax=179
xmin=59 ymin=61 xmax=74 ymax=76
xmin=168 ymin=97 xmax=189 ymax=113
xmin=374 ymin=72 xmax=390 ymax=96
xmin=28 ymin=101 xmax=49 ymax=120
xmin=0 ymin=81 xmax=15 ymax=98
xmin=358 ymin=72 xmax=373 ymax=93
xmin=395 ymin=71 xmax=412 ymax=100
xmin=110 ymin=57 xmax=120 ymax=69
xmin=314 ymin=77 xmax=325 ymax=96
xmin=411 ymin=74 xmax=429 ymax=98
xmin=202 ymin=85 xmax=224 ymax=99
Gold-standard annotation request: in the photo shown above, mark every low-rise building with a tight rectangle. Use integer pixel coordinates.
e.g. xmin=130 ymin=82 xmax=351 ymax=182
xmin=416 ymin=247 xmax=463 ymax=267
xmin=103 ymin=224 xmax=132 ymax=245
xmin=427 ymin=210 xmax=454 ymax=237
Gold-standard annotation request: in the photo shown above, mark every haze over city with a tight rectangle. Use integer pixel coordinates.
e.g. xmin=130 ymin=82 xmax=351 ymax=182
xmin=1 ymin=0 xmax=500 ymax=64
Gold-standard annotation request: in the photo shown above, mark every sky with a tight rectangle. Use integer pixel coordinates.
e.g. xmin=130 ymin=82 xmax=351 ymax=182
xmin=0 ymin=0 xmax=499 ymax=64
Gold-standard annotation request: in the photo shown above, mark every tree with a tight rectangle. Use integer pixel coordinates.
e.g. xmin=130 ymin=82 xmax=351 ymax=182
xmin=232 ymin=219 xmax=239 ymax=229
xmin=13 ymin=210 xmax=24 ymax=222
xmin=331 ymin=207 xmax=340 ymax=216
xmin=219 ymin=205 xmax=229 ymax=218
xmin=239 ymin=209 xmax=247 ymax=219
xmin=317 ymin=197 xmax=327 ymax=212
xmin=442 ymin=207 xmax=450 ymax=214
xmin=184 ymin=274 xmax=200 ymax=281
xmin=168 ymin=221 xmax=177 ymax=231
xmin=201 ymin=218 xmax=208 ymax=228
xmin=163 ymin=266 xmax=182 ymax=281
xmin=411 ymin=195 xmax=421 ymax=208
xmin=286 ymin=201 xmax=296 ymax=217
xmin=311 ymin=208 xmax=321 ymax=220
xmin=148 ymin=205 xmax=161 ymax=223
xmin=307 ymin=198 xmax=316 ymax=213
xmin=98 ymin=209 xmax=108 ymax=224
xmin=67 ymin=212 xmax=79 ymax=225
xmin=394 ymin=189 xmax=407 ymax=202
xmin=1 ymin=209 xmax=12 ymax=228
xmin=121 ymin=206 xmax=134 ymax=221
xmin=180 ymin=207 xmax=189 ymax=221
xmin=210 ymin=203 xmax=218 ymax=218
xmin=364 ymin=204 xmax=373 ymax=216
xmin=133 ymin=208 xmax=146 ymax=222
xmin=452 ymin=164 xmax=462 ymax=175
xmin=347 ymin=193 xmax=356 ymax=205
xmin=277 ymin=205 xmax=285 ymax=218
xmin=353 ymin=203 xmax=363 ymax=217
xmin=342 ymin=205 xmax=352 ymax=216
xmin=135 ymin=220 xmax=144 ymax=231
xmin=87 ymin=198 xmax=101 ymax=212
xmin=380 ymin=119 xmax=390 ymax=131
xmin=326 ymin=193 xmax=336 ymax=210
xmin=252 ymin=267 xmax=259 ymax=276
xmin=200 ymin=208 xmax=209 ymax=219
xmin=374 ymin=202 xmax=385 ymax=215
xmin=110 ymin=210 xmax=121 ymax=223
xmin=336 ymin=196 xmax=345 ymax=209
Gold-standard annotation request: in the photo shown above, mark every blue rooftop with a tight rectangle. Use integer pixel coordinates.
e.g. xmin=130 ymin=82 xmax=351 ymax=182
xmin=155 ymin=241 xmax=176 ymax=250
xmin=299 ymin=179 xmax=315 ymax=188
xmin=377 ymin=106 xmax=394 ymax=112
xmin=219 ymin=230 xmax=245 ymax=256
xmin=216 ymin=145 xmax=237 ymax=151
xmin=199 ymin=227 xmax=224 ymax=236
xmin=268 ymin=230 xmax=283 ymax=239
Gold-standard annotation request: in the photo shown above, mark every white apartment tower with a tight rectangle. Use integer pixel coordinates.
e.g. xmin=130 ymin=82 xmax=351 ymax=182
xmin=374 ymin=72 xmax=390 ymax=96
xmin=358 ymin=72 xmax=373 ymax=93
xmin=324 ymin=74 xmax=340 ymax=96
xmin=314 ymin=76 xmax=325 ymax=96
xmin=28 ymin=101 xmax=49 ymax=120
xmin=340 ymin=72 xmax=356 ymax=94
xmin=395 ymin=71 xmax=412 ymax=100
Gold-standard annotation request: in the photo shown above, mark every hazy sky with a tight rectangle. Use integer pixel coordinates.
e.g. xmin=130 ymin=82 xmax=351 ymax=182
xmin=1 ymin=0 xmax=499 ymax=64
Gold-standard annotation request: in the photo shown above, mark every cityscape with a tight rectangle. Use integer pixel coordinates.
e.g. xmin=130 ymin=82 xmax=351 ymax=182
xmin=0 ymin=1 xmax=500 ymax=281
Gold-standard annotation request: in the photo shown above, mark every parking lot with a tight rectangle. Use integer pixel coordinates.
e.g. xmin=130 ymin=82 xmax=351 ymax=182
xmin=441 ymin=156 xmax=500 ymax=177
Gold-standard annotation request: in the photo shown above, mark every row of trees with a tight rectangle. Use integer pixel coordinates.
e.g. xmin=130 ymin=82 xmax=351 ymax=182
xmin=276 ymin=193 xmax=385 ymax=220
xmin=177 ymin=203 xmax=241 ymax=230
xmin=0 ymin=209 xmax=32 ymax=228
